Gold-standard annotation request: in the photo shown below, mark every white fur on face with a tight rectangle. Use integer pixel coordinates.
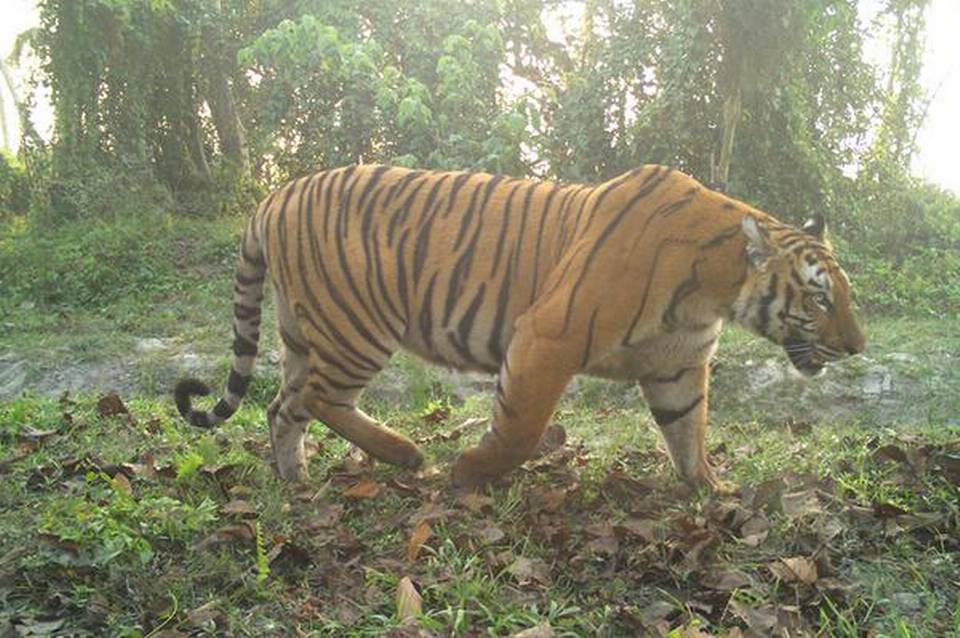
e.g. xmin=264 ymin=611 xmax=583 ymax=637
xmin=804 ymin=262 xmax=832 ymax=297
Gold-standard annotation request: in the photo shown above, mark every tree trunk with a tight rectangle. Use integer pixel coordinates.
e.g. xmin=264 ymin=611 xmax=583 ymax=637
xmin=201 ymin=0 xmax=249 ymax=172
xmin=717 ymin=85 xmax=742 ymax=185
xmin=0 ymin=60 xmax=20 ymax=151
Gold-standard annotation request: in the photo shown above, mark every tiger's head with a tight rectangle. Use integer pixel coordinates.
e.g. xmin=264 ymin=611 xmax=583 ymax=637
xmin=733 ymin=213 xmax=865 ymax=376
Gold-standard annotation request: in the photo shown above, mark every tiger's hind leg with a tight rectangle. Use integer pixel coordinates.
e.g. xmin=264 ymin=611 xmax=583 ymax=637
xmin=268 ymin=336 xmax=313 ymax=481
xmin=304 ymin=396 xmax=424 ymax=469
xmin=301 ymin=345 xmax=423 ymax=469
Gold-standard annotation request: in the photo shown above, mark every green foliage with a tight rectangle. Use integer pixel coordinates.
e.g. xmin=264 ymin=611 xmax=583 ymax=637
xmin=6 ymin=0 xmax=957 ymax=315
xmin=0 ymin=151 xmax=29 ymax=216
xmin=0 ymin=210 xmax=238 ymax=312
xmin=40 ymin=472 xmax=217 ymax=567
xmin=239 ymin=8 xmax=531 ymax=174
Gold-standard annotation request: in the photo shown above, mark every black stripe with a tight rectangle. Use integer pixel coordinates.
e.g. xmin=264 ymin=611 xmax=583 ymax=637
xmin=756 ymin=273 xmax=779 ymax=334
xmin=592 ymin=167 xmax=644 ymax=209
xmin=580 ymin=307 xmax=599 ymax=368
xmin=233 ymin=327 xmax=258 ymax=357
xmin=559 ymin=167 xmax=673 ymax=328
xmin=488 ymin=182 xmax=523 ymax=278
xmin=395 ymin=229 xmax=411 ymax=317
xmin=452 ymin=282 xmax=486 ymax=363
xmin=530 ymin=183 xmax=563 ymax=301
xmin=309 ymin=368 xmax=367 ymax=392
xmin=275 ymin=176 xmax=306 ymax=292
xmin=487 ymin=246 xmax=515 ymax=362
xmin=306 ymin=389 xmax=354 ymax=410
xmin=701 ymin=225 xmax=741 ymax=249
xmin=453 ymin=176 xmax=493 ymax=250
xmin=443 ymin=172 xmax=473 ymax=218
xmin=227 ymin=368 xmax=251 ymax=395
xmin=642 ymin=367 xmax=694 ymax=385
xmin=650 ymin=395 xmax=703 ymax=428
xmin=553 ymin=187 xmax=579 ymax=258
xmin=236 ymin=272 xmax=265 ymax=286
xmin=662 ymin=259 xmax=703 ymax=329
xmin=309 ymin=346 xmax=372 ymax=382
xmin=213 ymin=399 xmax=234 ymax=419
xmin=234 ymin=303 xmax=260 ymax=320
xmin=412 ymin=175 xmax=453 ymax=280
xmin=419 ymin=272 xmax=439 ymax=351
xmin=622 ymin=238 xmax=697 ymax=346
xmin=387 ymin=179 xmax=427 ymax=247
xmin=190 ymin=411 xmax=212 ymax=428
xmin=279 ymin=327 xmax=308 ymax=356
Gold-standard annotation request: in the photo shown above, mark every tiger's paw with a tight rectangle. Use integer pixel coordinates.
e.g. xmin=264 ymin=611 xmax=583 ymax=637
xmin=389 ymin=443 xmax=425 ymax=470
xmin=683 ymin=466 xmax=735 ymax=496
xmin=451 ymin=450 xmax=501 ymax=489
xmin=275 ymin=458 xmax=309 ymax=483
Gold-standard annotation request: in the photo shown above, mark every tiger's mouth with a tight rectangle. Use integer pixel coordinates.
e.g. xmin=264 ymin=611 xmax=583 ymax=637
xmin=783 ymin=338 xmax=825 ymax=377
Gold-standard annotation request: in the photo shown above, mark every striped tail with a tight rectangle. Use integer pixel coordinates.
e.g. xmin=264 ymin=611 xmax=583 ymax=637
xmin=174 ymin=219 xmax=266 ymax=428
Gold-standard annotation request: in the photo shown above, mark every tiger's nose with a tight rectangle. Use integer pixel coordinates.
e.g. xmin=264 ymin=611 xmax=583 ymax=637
xmin=845 ymin=335 xmax=865 ymax=355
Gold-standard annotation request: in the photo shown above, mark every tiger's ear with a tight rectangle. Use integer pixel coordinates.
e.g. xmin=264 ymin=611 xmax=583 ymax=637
xmin=742 ymin=215 xmax=773 ymax=269
xmin=802 ymin=213 xmax=826 ymax=241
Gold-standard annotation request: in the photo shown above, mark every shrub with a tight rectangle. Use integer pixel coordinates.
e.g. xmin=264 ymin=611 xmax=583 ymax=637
xmin=0 ymin=150 xmax=29 ymax=216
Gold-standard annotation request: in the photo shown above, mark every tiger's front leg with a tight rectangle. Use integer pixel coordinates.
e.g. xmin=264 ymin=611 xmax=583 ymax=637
xmin=451 ymin=320 xmax=577 ymax=488
xmin=640 ymin=364 xmax=721 ymax=490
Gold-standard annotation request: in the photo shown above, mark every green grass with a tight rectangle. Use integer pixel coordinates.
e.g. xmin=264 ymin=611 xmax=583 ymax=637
xmin=1 ymin=381 xmax=958 ymax=636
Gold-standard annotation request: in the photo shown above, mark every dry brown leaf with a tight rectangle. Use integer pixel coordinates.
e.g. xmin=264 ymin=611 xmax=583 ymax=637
xmin=476 ymin=521 xmax=506 ymax=545
xmin=343 ymin=479 xmax=381 ymax=500
xmin=396 ymin=576 xmax=422 ymax=621
xmin=527 ymin=486 xmax=571 ymax=513
xmin=532 ymin=424 xmax=567 ymax=458
xmin=421 ymin=405 xmax=451 ymax=424
xmin=682 ymin=529 xmax=719 ymax=567
xmin=185 ymin=600 xmax=223 ymax=629
xmin=769 ymin=556 xmax=818 ymax=585
xmin=198 ymin=523 xmax=255 ymax=548
xmin=617 ymin=517 xmax=657 ymax=543
xmin=406 ymin=520 xmax=432 ymax=563
xmin=780 ymin=489 xmax=823 ymax=518
xmin=873 ymin=500 xmax=909 ymax=519
xmin=873 ymin=444 xmax=909 ymax=466
xmin=739 ymin=513 xmax=770 ymax=547
xmin=741 ymin=477 xmax=785 ymax=512
xmin=96 ymin=393 xmax=129 ymax=418
xmin=934 ymin=452 xmax=960 ymax=485
xmin=112 ymin=472 xmax=133 ymax=495
xmin=510 ymin=622 xmax=553 ymax=638
xmin=220 ymin=499 xmax=257 ymax=517
xmin=505 ymin=557 xmax=550 ymax=586
xmin=729 ymin=600 xmax=778 ymax=634
xmin=603 ymin=470 xmax=659 ymax=501
xmin=457 ymin=492 xmax=494 ymax=514
xmin=702 ymin=568 xmax=751 ymax=591
xmin=583 ymin=522 xmax=619 ymax=556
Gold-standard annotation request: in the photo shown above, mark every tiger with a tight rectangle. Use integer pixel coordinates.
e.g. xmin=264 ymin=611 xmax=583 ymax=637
xmin=175 ymin=164 xmax=865 ymax=490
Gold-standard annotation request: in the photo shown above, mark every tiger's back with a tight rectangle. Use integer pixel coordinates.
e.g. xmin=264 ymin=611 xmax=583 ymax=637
xmin=263 ymin=165 xmax=595 ymax=376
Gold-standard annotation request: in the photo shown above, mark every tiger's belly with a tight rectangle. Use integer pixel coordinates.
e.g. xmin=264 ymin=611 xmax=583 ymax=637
xmin=584 ymin=321 xmax=723 ymax=381
xmin=401 ymin=314 xmax=510 ymax=375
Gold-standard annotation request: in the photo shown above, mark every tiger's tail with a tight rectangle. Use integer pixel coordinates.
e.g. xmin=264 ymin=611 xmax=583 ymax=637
xmin=174 ymin=218 xmax=266 ymax=428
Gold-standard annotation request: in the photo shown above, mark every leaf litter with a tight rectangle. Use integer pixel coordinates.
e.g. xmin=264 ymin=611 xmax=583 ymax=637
xmin=4 ymin=394 xmax=959 ymax=635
